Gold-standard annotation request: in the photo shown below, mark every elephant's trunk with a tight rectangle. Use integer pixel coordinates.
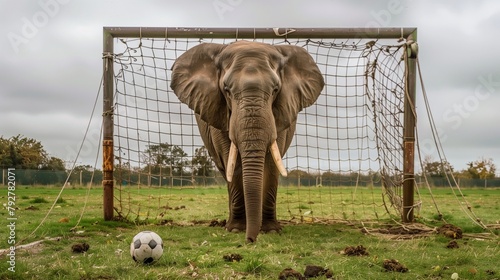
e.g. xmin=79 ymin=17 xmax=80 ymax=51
xmin=227 ymin=100 xmax=275 ymax=242
xmin=240 ymin=150 xmax=266 ymax=243
xmin=226 ymin=132 xmax=286 ymax=243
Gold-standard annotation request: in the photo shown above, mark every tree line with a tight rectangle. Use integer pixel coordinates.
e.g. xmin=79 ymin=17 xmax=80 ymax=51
xmin=421 ymin=155 xmax=496 ymax=180
xmin=0 ymin=135 xmax=100 ymax=185
xmin=1 ymin=135 xmax=498 ymax=186
xmin=0 ymin=135 xmax=65 ymax=171
xmin=115 ymin=143 xmax=217 ymax=186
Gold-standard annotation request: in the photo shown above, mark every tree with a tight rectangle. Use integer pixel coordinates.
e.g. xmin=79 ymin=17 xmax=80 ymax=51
xmin=0 ymin=139 xmax=21 ymax=167
xmin=191 ymin=147 xmax=214 ymax=177
xmin=466 ymin=158 xmax=496 ymax=179
xmin=287 ymin=169 xmax=316 ymax=186
xmin=422 ymin=156 xmax=454 ymax=177
xmin=0 ymin=135 xmax=65 ymax=170
xmin=41 ymin=157 xmax=66 ymax=171
xmin=114 ymin=159 xmax=135 ymax=185
xmin=142 ymin=143 xmax=189 ymax=176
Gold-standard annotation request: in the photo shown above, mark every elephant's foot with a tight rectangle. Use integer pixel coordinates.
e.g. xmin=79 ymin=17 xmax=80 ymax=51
xmin=261 ymin=220 xmax=282 ymax=233
xmin=225 ymin=219 xmax=246 ymax=233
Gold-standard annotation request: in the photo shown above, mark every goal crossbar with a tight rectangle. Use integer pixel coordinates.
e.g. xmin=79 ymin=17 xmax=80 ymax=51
xmin=103 ymin=26 xmax=416 ymax=39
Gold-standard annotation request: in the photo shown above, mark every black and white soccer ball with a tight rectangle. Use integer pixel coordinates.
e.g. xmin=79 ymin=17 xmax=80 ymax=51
xmin=130 ymin=231 xmax=163 ymax=264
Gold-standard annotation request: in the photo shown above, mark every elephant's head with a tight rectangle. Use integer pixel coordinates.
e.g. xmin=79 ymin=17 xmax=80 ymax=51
xmin=171 ymin=41 xmax=324 ymax=242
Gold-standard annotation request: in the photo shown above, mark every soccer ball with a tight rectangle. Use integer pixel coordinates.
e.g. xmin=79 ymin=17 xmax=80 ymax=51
xmin=130 ymin=231 xmax=163 ymax=264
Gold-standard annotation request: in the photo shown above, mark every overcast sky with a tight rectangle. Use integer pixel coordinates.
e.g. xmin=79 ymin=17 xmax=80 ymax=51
xmin=1 ymin=0 xmax=499 ymax=174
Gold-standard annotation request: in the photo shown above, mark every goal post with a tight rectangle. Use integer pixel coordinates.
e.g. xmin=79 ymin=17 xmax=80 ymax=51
xmin=403 ymin=31 xmax=418 ymax=223
xmin=102 ymin=29 xmax=114 ymax=221
xmin=102 ymin=27 xmax=418 ymax=223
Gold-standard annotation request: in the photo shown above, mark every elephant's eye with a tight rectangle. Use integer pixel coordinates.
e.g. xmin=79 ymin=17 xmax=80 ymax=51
xmin=224 ymin=85 xmax=230 ymax=94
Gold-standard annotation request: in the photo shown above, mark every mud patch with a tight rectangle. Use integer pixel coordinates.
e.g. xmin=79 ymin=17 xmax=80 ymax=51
xmin=209 ymin=219 xmax=226 ymax=227
xmin=278 ymin=265 xmax=334 ymax=279
xmin=304 ymin=265 xmax=334 ymax=278
xmin=71 ymin=242 xmax=90 ymax=253
xmin=361 ymin=223 xmax=436 ymax=239
xmin=278 ymin=268 xmax=304 ymax=280
xmin=438 ymin=224 xmax=463 ymax=239
xmin=382 ymin=259 xmax=408 ymax=273
xmin=446 ymin=240 xmax=459 ymax=249
xmin=341 ymin=245 xmax=369 ymax=256
xmin=160 ymin=205 xmax=186 ymax=210
xmin=223 ymin=253 xmax=243 ymax=262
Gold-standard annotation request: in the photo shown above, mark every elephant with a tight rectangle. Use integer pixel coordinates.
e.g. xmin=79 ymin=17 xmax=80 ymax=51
xmin=170 ymin=40 xmax=324 ymax=242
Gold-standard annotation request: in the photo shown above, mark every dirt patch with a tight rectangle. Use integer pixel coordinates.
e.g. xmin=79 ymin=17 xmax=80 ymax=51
xmin=438 ymin=224 xmax=463 ymax=239
xmin=361 ymin=223 xmax=437 ymax=239
xmin=80 ymin=275 xmax=115 ymax=280
xmin=362 ymin=223 xmax=465 ymax=240
xmin=373 ymin=225 xmax=433 ymax=235
xmin=304 ymin=265 xmax=334 ymax=278
xmin=222 ymin=253 xmax=242 ymax=262
xmin=209 ymin=219 xmax=226 ymax=227
xmin=446 ymin=240 xmax=459 ymax=249
xmin=278 ymin=265 xmax=334 ymax=279
xmin=382 ymin=259 xmax=408 ymax=273
xmin=341 ymin=245 xmax=369 ymax=256
xmin=278 ymin=268 xmax=304 ymax=280
xmin=25 ymin=205 xmax=39 ymax=210
xmin=158 ymin=219 xmax=174 ymax=225
xmin=160 ymin=205 xmax=186 ymax=210
xmin=157 ymin=219 xmax=225 ymax=227
xmin=71 ymin=242 xmax=90 ymax=253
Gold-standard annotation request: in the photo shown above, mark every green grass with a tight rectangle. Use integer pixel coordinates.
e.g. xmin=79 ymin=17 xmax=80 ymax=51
xmin=0 ymin=186 xmax=498 ymax=279
xmin=29 ymin=197 xmax=49 ymax=204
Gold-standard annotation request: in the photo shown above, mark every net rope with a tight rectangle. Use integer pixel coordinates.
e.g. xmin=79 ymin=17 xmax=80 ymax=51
xmin=108 ymin=35 xmax=495 ymax=232
xmin=110 ymin=37 xmax=410 ymax=224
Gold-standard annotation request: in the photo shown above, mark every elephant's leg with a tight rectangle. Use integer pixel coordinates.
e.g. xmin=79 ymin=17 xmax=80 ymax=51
xmin=195 ymin=116 xmax=247 ymax=232
xmin=261 ymin=127 xmax=295 ymax=233
xmin=226 ymin=165 xmax=247 ymax=232
xmin=261 ymin=126 xmax=296 ymax=232
xmin=261 ymin=155 xmax=281 ymax=233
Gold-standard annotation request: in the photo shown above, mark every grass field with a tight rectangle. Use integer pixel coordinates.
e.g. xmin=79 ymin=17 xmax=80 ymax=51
xmin=0 ymin=185 xmax=498 ymax=279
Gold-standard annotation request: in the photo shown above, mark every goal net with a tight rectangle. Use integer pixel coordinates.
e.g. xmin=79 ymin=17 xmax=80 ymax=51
xmin=104 ymin=28 xmax=417 ymax=224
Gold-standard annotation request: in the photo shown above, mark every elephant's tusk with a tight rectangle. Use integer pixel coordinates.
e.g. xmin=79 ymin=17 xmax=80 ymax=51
xmin=226 ymin=142 xmax=238 ymax=182
xmin=270 ymin=141 xmax=287 ymax=177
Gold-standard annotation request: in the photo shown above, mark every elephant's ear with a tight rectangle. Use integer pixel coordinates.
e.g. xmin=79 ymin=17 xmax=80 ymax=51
xmin=273 ymin=45 xmax=325 ymax=132
xmin=171 ymin=43 xmax=228 ymax=131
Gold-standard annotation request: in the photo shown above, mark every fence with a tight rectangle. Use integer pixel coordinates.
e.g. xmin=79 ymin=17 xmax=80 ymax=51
xmin=419 ymin=176 xmax=500 ymax=188
xmin=1 ymin=169 xmax=102 ymax=186
xmin=3 ymin=169 xmax=498 ymax=188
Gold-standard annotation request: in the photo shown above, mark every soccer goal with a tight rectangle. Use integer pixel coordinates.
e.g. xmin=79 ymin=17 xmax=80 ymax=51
xmin=102 ymin=27 xmax=419 ymax=224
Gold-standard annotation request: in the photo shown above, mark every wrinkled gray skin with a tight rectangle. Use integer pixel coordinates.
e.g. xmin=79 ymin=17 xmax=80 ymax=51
xmin=171 ymin=41 xmax=324 ymax=242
